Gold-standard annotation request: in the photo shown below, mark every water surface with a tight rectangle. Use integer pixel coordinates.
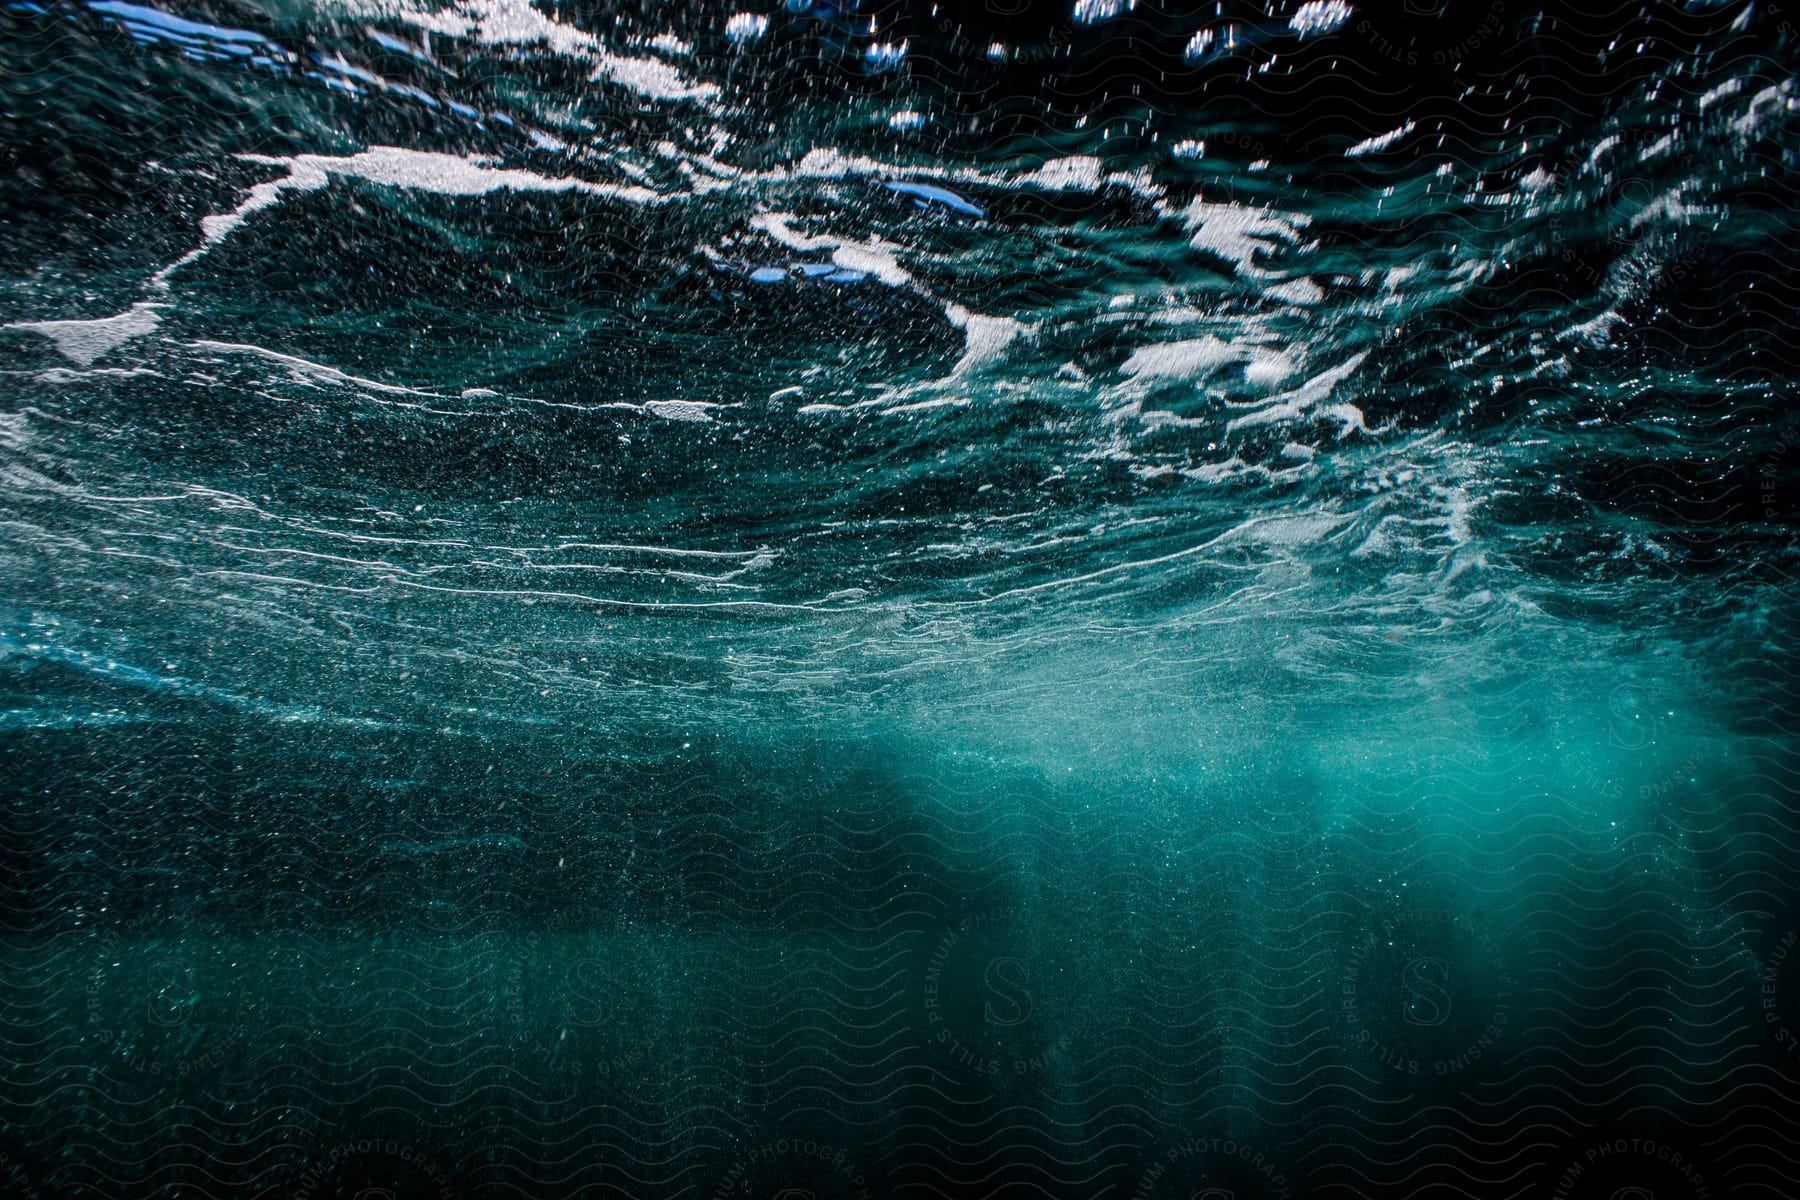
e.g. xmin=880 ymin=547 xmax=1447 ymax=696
xmin=2 ymin=1 xmax=1798 ymax=1196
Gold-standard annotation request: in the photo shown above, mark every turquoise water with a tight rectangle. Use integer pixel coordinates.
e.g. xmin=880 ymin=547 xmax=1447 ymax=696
xmin=2 ymin=0 xmax=1798 ymax=1196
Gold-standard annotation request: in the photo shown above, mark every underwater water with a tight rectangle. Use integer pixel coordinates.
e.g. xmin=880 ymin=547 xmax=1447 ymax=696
xmin=2 ymin=0 xmax=1799 ymax=1195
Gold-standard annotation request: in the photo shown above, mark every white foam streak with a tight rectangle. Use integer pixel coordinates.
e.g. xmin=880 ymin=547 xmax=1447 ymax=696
xmin=393 ymin=0 xmax=717 ymax=100
xmin=1345 ymin=120 xmax=1417 ymax=158
xmin=159 ymin=147 xmax=658 ymax=283
xmin=945 ymin=306 xmax=1024 ymax=375
xmin=1173 ymin=199 xmax=1311 ymax=278
xmin=6 ymin=303 xmax=164 ymax=366
xmin=592 ymin=54 xmax=719 ymax=101
xmin=1225 ymin=351 xmax=1370 ymax=433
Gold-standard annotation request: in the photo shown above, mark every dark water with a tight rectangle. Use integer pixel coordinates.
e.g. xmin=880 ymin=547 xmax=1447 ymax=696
xmin=2 ymin=0 xmax=1798 ymax=1196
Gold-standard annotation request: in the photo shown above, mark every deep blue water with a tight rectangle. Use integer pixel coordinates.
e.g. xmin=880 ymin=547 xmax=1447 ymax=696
xmin=2 ymin=1 xmax=1799 ymax=1197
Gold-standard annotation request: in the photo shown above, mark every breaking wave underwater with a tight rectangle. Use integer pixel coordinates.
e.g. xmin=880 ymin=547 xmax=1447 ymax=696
xmin=2 ymin=0 xmax=1800 ymax=1196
